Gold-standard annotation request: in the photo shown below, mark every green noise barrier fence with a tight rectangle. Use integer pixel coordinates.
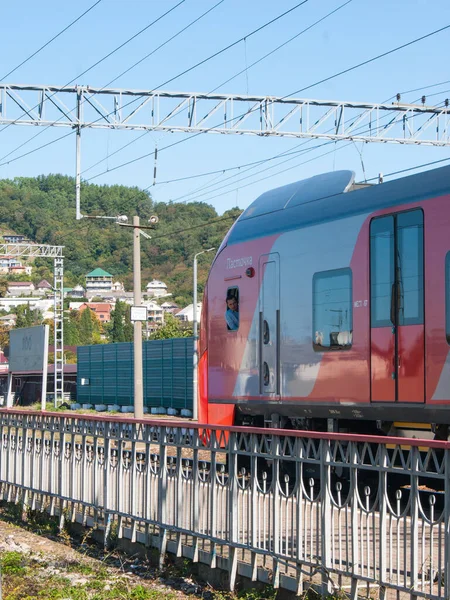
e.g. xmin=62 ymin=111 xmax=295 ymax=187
xmin=77 ymin=338 xmax=193 ymax=411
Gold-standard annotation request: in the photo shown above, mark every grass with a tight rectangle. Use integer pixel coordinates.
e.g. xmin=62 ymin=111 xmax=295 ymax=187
xmin=0 ymin=500 xmax=349 ymax=600
xmin=0 ymin=550 xmax=182 ymax=600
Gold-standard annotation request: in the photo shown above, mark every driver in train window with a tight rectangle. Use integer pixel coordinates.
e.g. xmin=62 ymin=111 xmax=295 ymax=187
xmin=225 ymin=289 xmax=239 ymax=331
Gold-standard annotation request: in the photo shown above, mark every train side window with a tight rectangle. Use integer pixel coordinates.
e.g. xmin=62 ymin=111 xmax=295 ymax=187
xmin=225 ymin=287 xmax=239 ymax=331
xmin=446 ymin=254 xmax=450 ymax=344
xmin=313 ymin=268 xmax=353 ymax=351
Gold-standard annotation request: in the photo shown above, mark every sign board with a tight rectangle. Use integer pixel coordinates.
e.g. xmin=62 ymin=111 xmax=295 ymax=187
xmin=130 ymin=306 xmax=148 ymax=322
xmin=9 ymin=325 xmax=49 ymax=373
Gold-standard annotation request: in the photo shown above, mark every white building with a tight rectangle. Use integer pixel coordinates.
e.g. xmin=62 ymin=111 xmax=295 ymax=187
xmin=160 ymin=300 xmax=178 ymax=313
xmin=7 ymin=281 xmax=35 ymax=296
xmin=111 ymin=281 xmax=124 ymax=292
xmin=85 ymin=268 xmax=113 ymax=294
xmin=67 ymin=284 xmax=86 ymax=298
xmin=175 ymin=303 xmax=202 ymax=323
xmin=0 ymin=297 xmax=52 ymax=314
xmin=0 ymin=256 xmax=22 ymax=274
xmin=146 ymin=279 xmax=168 ymax=298
xmin=144 ymin=300 xmax=164 ymax=325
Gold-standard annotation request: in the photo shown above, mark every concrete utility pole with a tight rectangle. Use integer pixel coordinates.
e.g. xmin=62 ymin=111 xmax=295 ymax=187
xmin=193 ymin=248 xmax=215 ymax=421
xmin=133 ymin=216 xmax=144 ymax=419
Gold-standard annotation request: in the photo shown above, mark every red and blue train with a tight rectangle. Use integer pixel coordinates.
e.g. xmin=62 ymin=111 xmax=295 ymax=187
xmin=199 ymin=165 xmax=450 ymax=440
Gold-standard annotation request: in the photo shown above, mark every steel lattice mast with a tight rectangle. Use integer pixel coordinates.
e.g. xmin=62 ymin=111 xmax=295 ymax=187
xmin=0 ymin=243 xmax=64 ymax=404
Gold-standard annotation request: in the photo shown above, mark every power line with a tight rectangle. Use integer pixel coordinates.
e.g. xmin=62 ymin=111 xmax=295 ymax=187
xmin=367 ymin=156 xmax=450 ymax=182
xmin=172 ymin=96 xmax=450 ymax=205
xmin=1 ymin=0 xmax=306 ymax=168
xmin=0 ymin=0 xmax=225 ymax=166
xmin=81 ymin=91 xmax=448 ymax=215
xmin=83 ymin=22 xmax=450 ymax=184
xmin=132 ymin=214 xmax=239 ymax=241
xmin=101 ymin=0 xmax=226 ymax=89
xmin=82 ymin=0 xmax=349 ymax=177
xmin=0 ymin=1 xmax=102 ymax=82
xmin=285 ymin=23 xmax=450 ymax=97
xmin=198 ymin=1 xmax=352 ymax=93
xmin=0 ymin=0 xmax=187 ymax=143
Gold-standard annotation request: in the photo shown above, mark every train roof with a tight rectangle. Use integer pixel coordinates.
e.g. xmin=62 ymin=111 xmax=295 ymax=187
xmin=227 ymin=164 xmax=450 ymax=246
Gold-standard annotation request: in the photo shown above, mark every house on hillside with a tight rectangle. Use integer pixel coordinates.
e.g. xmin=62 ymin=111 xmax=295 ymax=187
xmin=145 ymin=300 xmax=164 ymax=325
xmin=112 ymin=281 xmax=124 ymax=292
xmin=66 ymin=284 xmax=86 ymax=298
xmin=85 ymin=268 xmax=113 ymax=295
xmin=0 ymin=257 xmax=22 ymax=274
xmin=145 ymin=279 xmax=168 ymax=298
xmin=36 ymin=280 xmax=52 ymax=295
xmin=0 ymin=314 xmax=16 ymax=328
xmin=79 ymin=302 xmax=112 ymax=323
xmin=7 ymin=281 xmax=35 ymax=296
xmin=161 ymin=300 xmax=178 ymax=313
xmin=175 ymin=303 xmax=202 ymax=323
xmin=9 ymin=265 xmax=32 ymax=276
xmin=3 ymin=234 xmax=27 ymax=244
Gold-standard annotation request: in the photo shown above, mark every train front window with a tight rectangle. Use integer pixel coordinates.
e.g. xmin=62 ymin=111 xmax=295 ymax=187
xmin=312 ymin=268 xmax=353 ymax=351
xmin=225 ymin=287 xmax=239 ymax=331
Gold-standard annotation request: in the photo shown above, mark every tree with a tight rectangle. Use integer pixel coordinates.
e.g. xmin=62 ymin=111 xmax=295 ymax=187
xmin=0 ymin=278 xmax=8 ymax=298
xmin=79 ymin=307 xmax=95 ymax=345
xmin=109 ymin=301 xmax=125 ymax=342
xmin=123 ymin=305 xmax=134 ymax=342
xmin=15 ymin=304 xmax=43 ymax=328
xmin=64 ymin=311 xmax=80 ymax=346
xmin=150 ymin=313 xmax=193 ymax=340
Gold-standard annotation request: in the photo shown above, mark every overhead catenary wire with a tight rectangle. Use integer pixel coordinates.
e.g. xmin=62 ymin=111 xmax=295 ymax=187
xmin=81 ymin=0 xmax=350 ymax=177
xmin=284 ymin=23 xmax=450 ymax=98
xmin=77 ymin=93 xmax=450 ymax=219
xmin=121 ymin=214 xmax=239 ymax=241
xmin=80 ymin=21 xmax=450 ymax=186
xmin=0 ymin=0 xmax=187 ymax=144
xmin=0 ymin=1 xmax=103 ymax=82
xmin=0 ymin=0 xmax=225 ymax=165
xmin=0 ymin=0 xmax=308 ymax=167
xmin=134 ymin=156 xmax=450 ymax=243
xmin=168 ymin=96 xmax=450 ymax=205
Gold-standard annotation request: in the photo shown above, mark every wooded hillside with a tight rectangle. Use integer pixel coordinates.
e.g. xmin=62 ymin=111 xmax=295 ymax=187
xmin=0 ymin=175 xmax=242 ymax=306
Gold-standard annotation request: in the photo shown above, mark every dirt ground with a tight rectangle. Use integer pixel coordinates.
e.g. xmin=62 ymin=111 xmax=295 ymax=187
xmin=0 ymin=513 xmax=216 ymax=600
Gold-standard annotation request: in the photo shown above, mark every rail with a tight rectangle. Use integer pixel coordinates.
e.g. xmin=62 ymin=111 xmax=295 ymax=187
xmin=0 ymin=409 xmax=449 ymax=598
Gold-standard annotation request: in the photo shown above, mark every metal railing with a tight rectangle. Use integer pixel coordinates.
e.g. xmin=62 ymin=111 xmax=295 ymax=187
xmin=0 ymin=409 xmax=449 ymax=599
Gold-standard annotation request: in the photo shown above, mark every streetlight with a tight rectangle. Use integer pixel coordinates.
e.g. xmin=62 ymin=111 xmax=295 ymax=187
xmin=193 ymin=248 xmax=215 ymax=421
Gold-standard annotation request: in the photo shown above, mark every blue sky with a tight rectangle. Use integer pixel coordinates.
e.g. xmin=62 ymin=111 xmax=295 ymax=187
xmin=1 ymin=0 xmax=450 ymax=216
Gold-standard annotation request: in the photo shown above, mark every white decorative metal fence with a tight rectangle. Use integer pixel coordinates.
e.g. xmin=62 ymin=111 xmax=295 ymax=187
xmin=0 ymin=410 xmax=449 ymax=599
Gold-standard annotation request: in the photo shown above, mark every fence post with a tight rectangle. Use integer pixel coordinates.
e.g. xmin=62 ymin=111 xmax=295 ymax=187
xmin=158 ymin=426 xmax=168 ymax=569
xmin=320 ymin=438 xmax=333 ymax=596
xmin=209 ymin=429 xmax=218 ymax=569
xmin=350 ymin=441 xmax=359 ymax=600
xmin=378 ymin=444 xmax=387 ymax=599
xmin=228 ymin=430 xmax=238 ymax=591
xmin=410 ymin=446 xmax=420 ymax=599
xmin=272 ymin=432 xmax=281 ymax=589
xmin=103 ymin=425 xmax=111 ymax=549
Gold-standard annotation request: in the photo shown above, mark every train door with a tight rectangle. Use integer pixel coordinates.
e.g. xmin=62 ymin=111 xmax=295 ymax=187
xmin=259 ymin=253 xmax=280 ymax=395
xmin=370 ymin=209 xmax=425 ymax=403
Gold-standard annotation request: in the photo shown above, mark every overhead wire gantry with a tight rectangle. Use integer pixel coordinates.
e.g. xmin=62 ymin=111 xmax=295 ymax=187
xmin=1 ymin=82 xmax=449 ymax=218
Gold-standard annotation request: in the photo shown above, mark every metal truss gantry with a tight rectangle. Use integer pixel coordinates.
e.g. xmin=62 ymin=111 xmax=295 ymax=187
xmin=1 ymin=84 xmax=449 ymax=145
xmin=0 ymin=243 xmax=64 ymax=404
